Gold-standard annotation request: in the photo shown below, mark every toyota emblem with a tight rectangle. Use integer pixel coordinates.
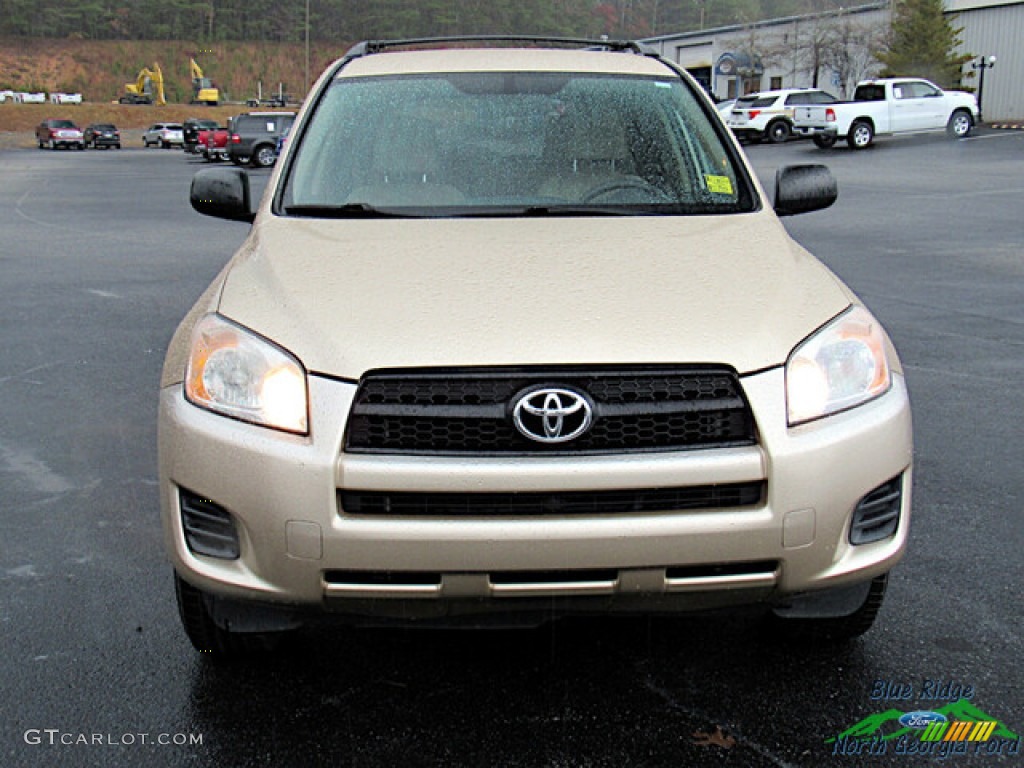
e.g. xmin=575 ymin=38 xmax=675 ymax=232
xmin=512 ymin=388 xmax=593 ymax=444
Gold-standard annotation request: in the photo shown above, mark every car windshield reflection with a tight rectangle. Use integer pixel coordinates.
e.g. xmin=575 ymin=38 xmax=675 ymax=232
xmin=280 ymin=72 xmax=753 ymax=217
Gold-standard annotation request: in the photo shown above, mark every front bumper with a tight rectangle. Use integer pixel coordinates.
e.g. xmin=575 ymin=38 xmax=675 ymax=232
xmin=50 ymin=138 xmax=84 ymax=147
xmin=159 ymin=367 xmax=913 ymax=621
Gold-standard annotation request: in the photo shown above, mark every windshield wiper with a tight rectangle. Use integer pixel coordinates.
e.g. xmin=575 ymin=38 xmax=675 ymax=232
xmin=523 ymin=205 xmax=640 ymax=216
xmin=459 ymin=205 xmax=660 ymax=218
xmin=282 ymin=203 xmax=415 ymax=219
xmin=283 ymin=203 xmax=692 ymax=219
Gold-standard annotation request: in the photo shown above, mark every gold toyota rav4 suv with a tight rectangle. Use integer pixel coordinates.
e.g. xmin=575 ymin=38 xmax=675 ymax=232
xmin=161 ymin=38 xmax=912 ymax=656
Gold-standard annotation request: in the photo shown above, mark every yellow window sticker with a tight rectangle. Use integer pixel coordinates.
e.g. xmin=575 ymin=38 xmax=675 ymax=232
xmin=705 ymin=175 xmax=734 ymax=195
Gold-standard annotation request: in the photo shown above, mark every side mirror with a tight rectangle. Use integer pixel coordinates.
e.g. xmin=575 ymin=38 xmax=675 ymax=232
xmin=774 ymin=164 xmax=837 ymax=217
xmin=190 ymin=168 xmax=255 ymax=223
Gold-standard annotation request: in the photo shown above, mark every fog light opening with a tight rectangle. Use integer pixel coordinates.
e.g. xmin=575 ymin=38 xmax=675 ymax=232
xmin=179 ymin=489 xmax=241 ymax=560
xmin=849 ymin=476 xmax=902 ymax=545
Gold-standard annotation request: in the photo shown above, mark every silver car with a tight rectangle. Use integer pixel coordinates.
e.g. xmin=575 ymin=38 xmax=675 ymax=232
xmin=162 ymin=39 xmax=912 ymax=657
xmin=143 ymin=122 xmax=184 ymax=148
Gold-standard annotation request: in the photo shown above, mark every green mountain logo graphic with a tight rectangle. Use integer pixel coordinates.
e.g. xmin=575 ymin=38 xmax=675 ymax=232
xmin=826 ymin=699 xmax=1019 ymax=744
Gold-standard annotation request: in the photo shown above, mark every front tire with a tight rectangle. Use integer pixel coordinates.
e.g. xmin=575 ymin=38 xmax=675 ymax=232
xmin=812 ymin=134 xmax=837 ymax=149
xmin=174 ymin=573 xmax=285 ymax=660
xmin=766 ymin=574 xmax=888 ymax=643
xmin=848 ymin=120 xmax=874 ymax=149
xmin=947 ymin=109 xmax=973 ymax=139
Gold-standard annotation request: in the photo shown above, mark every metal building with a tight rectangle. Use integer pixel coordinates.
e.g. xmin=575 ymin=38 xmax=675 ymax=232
xmin=641 ymin=3 xmax=891 ymax=101
xmin=949 ymin=0 xmax=1024 ymax=122
xmin=642 ymin=0 xmax=1023 ymax=122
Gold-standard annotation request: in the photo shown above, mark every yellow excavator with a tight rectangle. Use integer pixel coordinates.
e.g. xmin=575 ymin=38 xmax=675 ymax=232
xmin=121 ymin=64 xmax=165 ymax=105
xmin=190 ymin=58 xmax=220 ymax=105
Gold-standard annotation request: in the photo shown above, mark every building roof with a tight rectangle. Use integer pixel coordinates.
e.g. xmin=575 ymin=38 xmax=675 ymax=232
xmin=945 ymin=0 xmax=1024 ymax=10
xmin=641 ymin=2 xmax=889 ymax=45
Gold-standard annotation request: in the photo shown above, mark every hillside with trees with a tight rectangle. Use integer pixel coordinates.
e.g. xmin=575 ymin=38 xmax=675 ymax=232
xmin=1 ymin=0 xmax=976 ymax=108
xmin=0 ymin=38 xmax=342 ymax=103
xmin=0 ymin=0 xmax=869 ymax=102
xmin=2 ymin=0 xmax=855 ymax=42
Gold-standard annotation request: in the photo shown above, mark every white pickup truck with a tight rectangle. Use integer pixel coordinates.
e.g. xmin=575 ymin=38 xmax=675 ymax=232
xmin=793 ymin=78 xmax=978 ymax=149
xmin=50 ymin=92 xmax=83 ymax=105
xmin=14 ymin=91 xmax=46 ymax=104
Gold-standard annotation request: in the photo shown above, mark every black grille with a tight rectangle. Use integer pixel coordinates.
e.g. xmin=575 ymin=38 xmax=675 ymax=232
xmin=344 ymin=367 xmax=754 ymax=455
xmin=340 ymin=482 xmax=764 ymax=517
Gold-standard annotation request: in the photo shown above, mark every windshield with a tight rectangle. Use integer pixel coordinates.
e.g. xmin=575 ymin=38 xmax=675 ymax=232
xmin=280 ymin=71 xmax=754 ymax=217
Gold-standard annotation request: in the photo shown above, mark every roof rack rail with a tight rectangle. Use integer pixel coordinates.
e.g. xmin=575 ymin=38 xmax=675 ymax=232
xmin=343 ymin=36 xmax=657 ymax=59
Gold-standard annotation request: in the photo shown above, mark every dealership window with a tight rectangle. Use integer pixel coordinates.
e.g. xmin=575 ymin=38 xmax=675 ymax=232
xmin=770 ymin=76 xmax=782 ymax=90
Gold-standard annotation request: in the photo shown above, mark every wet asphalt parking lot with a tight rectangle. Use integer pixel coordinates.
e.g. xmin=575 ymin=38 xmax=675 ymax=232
xmin=1 ymin=129 xmax=1022 ymax=767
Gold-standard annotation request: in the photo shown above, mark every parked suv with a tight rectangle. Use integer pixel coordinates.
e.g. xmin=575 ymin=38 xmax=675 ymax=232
xmin=83 ymin=123 xmax=121 ymax=149
xmin=165 ymin=39 xmax=912 ymax=657
xmin=227 ymin=111 xmax=295 ymax=168
xmin=726 ymin=88 xmax=838 ymax=143
xmin=143 ymin=123 xmax=184 ymax=148
xmin=35 ymin=118 xmax=85 ymax=150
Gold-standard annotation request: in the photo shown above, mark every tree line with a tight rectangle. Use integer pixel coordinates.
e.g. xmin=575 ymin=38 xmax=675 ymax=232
xmin=1 ymin=0 xmax=851 ymax=42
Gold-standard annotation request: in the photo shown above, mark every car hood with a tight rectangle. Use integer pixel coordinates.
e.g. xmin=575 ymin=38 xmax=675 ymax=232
xmin=216 ymin=213 xmax=852 ymax=379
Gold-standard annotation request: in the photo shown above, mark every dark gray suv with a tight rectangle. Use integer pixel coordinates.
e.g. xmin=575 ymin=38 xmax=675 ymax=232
xmin=228 ymin=111 xmax=295 ymax=168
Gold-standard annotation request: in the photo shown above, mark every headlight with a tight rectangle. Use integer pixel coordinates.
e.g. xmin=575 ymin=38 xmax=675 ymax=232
xmin=786 ymin=306 xmax=891 ymax=426
xmin=185 ymin=314 xmax=308 ymax=434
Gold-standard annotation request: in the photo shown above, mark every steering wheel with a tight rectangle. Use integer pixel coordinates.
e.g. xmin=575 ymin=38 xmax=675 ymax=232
xmin=582 ymin=176 xmax=668 ymax=204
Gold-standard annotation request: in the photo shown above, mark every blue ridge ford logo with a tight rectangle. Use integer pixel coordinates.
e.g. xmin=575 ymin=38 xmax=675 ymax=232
xmin=512 ymin=387 xmax=594 ymax=444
